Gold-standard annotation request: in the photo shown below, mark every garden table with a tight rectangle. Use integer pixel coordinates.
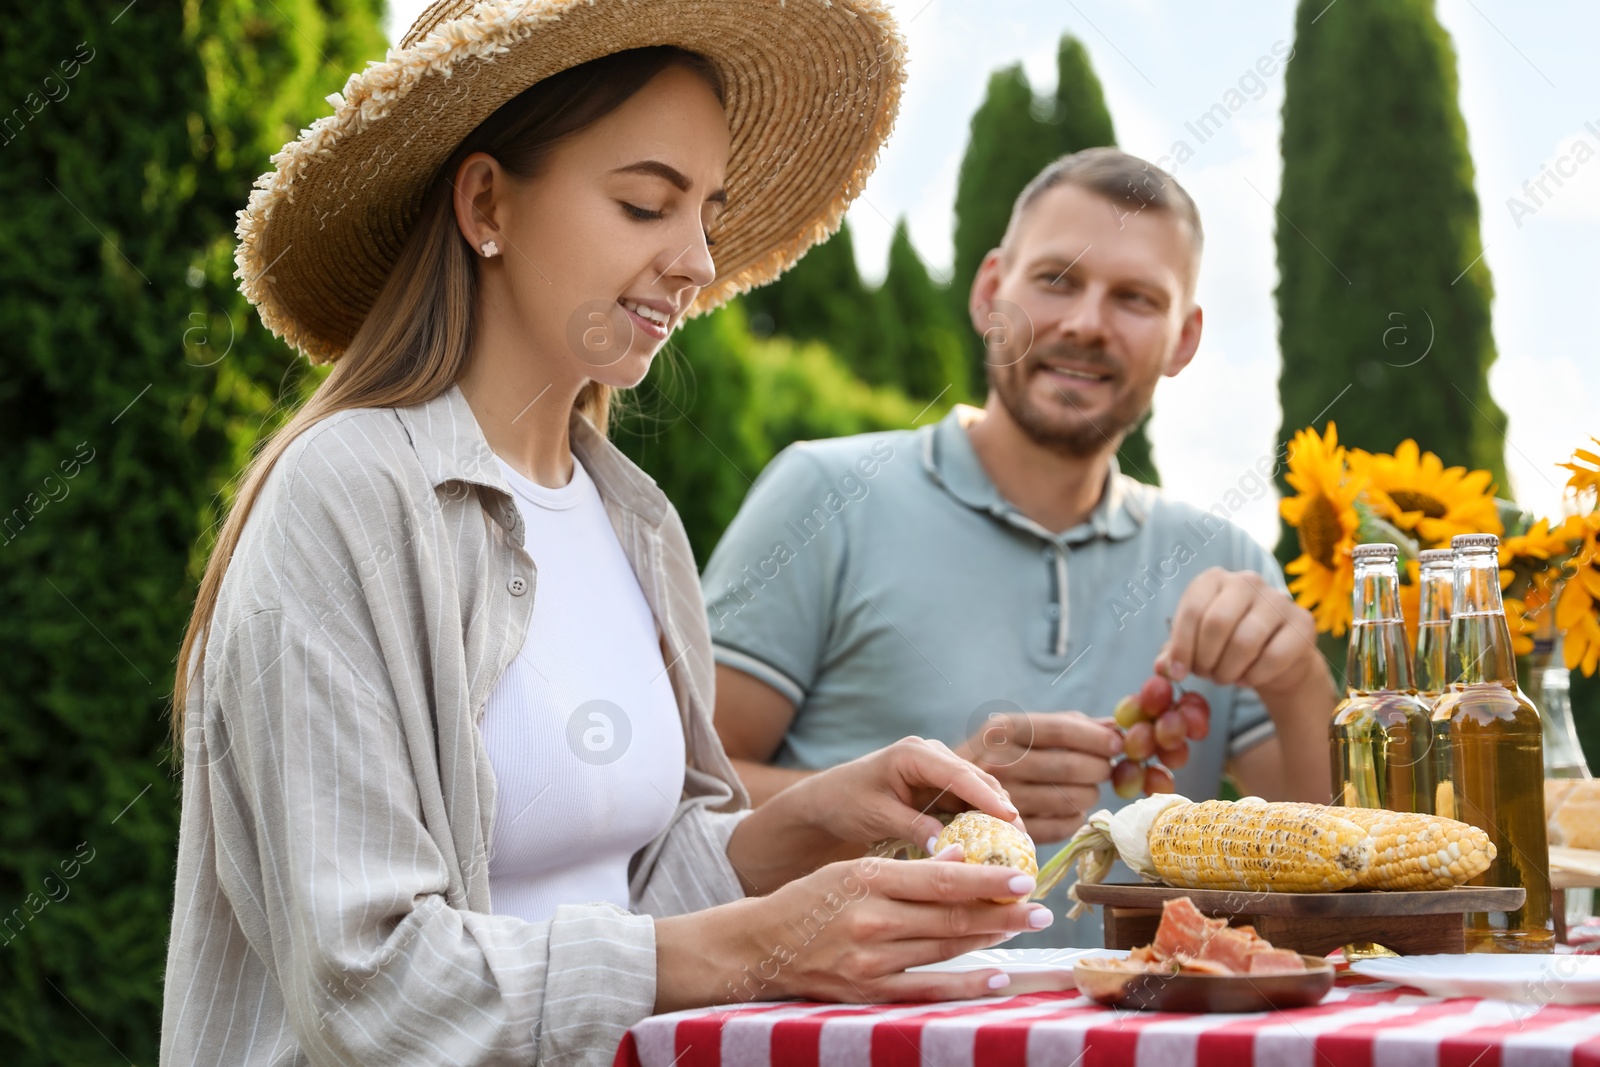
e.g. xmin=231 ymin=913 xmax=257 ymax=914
xmin=616 ymin=973 xmax=1600 ymax=1067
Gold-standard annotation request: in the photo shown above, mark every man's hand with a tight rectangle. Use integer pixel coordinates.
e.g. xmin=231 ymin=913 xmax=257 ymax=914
xmin=953 ymin=711 xmax=1121 ymax=844
xmin=1155 ymin=567 xmax=1320 ymax=693
xmin=1155 ymin=566 xmax=1335 ymax=803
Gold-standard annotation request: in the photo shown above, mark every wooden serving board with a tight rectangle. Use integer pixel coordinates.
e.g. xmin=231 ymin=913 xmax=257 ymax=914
xmin=1073 ymin=883 xmax=1525 ymax=915
xmin=1073 ymin=883 xmax=1527 ymax=957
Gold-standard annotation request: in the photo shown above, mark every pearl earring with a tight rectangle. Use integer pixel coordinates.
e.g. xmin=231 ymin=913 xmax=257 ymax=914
xmin=480 ymin=239 xmax=500 ymax=258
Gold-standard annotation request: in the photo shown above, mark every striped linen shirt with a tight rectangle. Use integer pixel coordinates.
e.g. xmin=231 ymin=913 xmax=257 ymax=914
xmin=161 ymin=382 xmax=752 ymax=1066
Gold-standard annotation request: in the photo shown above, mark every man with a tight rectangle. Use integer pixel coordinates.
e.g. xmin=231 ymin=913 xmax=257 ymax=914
xmin=701 ymin=148 xmax=1335 ymax=944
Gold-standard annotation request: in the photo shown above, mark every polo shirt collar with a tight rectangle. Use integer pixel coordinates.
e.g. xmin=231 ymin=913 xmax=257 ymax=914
xmin=918 ymin=403 xmax=1145 ymax=544
xmin=395 ymin=382 xmax=669 ymax=529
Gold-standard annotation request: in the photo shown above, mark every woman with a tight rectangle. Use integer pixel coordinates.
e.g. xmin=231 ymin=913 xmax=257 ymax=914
xmin=161 ymin=2 xmax=1054 ymax=1063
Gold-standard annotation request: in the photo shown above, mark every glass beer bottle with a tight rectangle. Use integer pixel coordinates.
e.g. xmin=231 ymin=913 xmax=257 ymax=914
xmin=1414 ymin=549 xmax=1454 ymax=702
xmin=1331 ymin=543 xmax=1435 ymax=813
xmin=1430 ymin=533 xmax=1554 ymax=952
xmin=1416 ymin=548 xmax=1455 ymax=815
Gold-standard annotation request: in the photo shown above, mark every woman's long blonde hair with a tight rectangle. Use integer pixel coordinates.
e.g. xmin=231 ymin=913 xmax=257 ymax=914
xmin=171 ymin=46 xmax=724 ymax=755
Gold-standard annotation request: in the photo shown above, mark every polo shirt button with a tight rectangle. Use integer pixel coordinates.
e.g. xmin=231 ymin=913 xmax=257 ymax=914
xmin=1045 ymin=604 xmax=1061 ymax=618
xmin=507 ymin=575 xmax=528 ymax=596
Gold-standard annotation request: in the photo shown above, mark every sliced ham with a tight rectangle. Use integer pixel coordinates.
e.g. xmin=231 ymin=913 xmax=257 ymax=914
xmin=1133 ymin=895 xmax=1311 ymax=976
xmin=1151 ymin=896 xmax=1227 ymax=959
xmin=1193 ymin=923 xmax=1264 ymax=973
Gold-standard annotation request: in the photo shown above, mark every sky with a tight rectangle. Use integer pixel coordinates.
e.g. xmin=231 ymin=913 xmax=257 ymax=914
xmin=383 ymin=0 xmax=1598 ymax=550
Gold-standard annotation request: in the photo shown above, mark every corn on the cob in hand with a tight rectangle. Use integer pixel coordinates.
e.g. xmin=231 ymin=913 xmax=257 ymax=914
xmin=1033 ymin=795 xmax=1497 ymax=917
xmin=934 ymin=811 xmax=1038 ymax=903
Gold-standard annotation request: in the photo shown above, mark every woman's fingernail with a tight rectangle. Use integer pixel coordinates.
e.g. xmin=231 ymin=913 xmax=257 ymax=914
xmin=926 ymin=836 xmax=940 ymax=855
xmin=1028 ymin=906 xmax=1054 ymax=929
xmin=987 ymin=973 xmax=1011 ymax=990
xmin=1008 ymin=874 xmax=1036 ymax=896
xmin=1171 ymin=661 xmax=1188 ymax=680
xmin=933 ymin=843 xmax=962 ymax=861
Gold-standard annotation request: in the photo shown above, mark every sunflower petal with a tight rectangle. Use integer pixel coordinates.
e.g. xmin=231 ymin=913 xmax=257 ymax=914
xmin=1557 ymin=580 xmax=1593 ymax=631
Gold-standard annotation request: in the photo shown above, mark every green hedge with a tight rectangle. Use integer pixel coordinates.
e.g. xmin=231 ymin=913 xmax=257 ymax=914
xmin=617 ymin=303 xmax=940 ymax=563
xmin=0 ymin=3 xmax=383 ymax=1062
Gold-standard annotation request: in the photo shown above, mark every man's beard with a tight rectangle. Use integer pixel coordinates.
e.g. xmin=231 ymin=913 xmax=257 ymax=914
xmin=986 ymin=341 xmax=1151 ymax=458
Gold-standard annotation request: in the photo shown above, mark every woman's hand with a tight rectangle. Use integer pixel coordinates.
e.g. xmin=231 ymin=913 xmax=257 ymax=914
xmin=953 ymin=710 xmax=1121 ymax=844
xmin=654 ymin=847 xmax=1054 ymax=1012
xmin=725 ymin=736 xmax=1025 ymax=895
xmin=791 ymin=736 xmax=1023 ymax=852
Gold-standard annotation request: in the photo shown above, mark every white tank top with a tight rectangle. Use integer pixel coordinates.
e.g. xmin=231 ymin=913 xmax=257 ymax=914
xmin=481 ymin=452 xmax=686 ymax=924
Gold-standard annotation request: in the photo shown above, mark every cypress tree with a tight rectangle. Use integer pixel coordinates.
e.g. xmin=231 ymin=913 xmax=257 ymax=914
xmin=736 ymin=217 xmax=968 ymax=404
xmin=1274 ymin=0 xmax=1507 ymax=561
xmin=949 ymin=61 xmax=1059 ymax=360
xmin=1049 ymin=36 xmax=1119 ymax=163
xmin=736 ymin=221 xmax=890 ymax=383
xmin=950 ymin=36 xmax=1156 ymax=482
xmin=0 ymin=3 xmax=383 ymax=1061
xmin=876 ymin=219 xmax=970 ymax=403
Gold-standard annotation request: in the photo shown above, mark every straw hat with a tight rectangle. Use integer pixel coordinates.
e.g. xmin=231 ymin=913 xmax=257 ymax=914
xmin=234 ymin=0 xmax=907 ymax=363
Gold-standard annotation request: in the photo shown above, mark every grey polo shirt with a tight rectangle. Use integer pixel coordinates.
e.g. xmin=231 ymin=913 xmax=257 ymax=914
xmin=702 ymin=404 xmax=1285 ymax=946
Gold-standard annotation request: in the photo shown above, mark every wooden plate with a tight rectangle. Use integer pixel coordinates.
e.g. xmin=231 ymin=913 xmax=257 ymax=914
xmin=1073 ymin=954 xmax=1335 ymax=1013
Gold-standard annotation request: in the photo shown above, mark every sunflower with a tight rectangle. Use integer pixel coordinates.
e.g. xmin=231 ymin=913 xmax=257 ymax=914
xmin=1500 ymin=515 xmax=1586 ymax=570
xmin=1280 ymin=423 xmax=1362 ymax=637
xmin=1496 ymin=515 xmax=1586 ymax=659
xmin=1560 ymin=438 xmax=1600 ymax=500
xmin=1556 ymin=512 xmax=1600 ymax=676
xmin=1499 ymin=515 xmax=1585 ymax=592
xmin=1351 ymin=439 xmax=1502 ymax=545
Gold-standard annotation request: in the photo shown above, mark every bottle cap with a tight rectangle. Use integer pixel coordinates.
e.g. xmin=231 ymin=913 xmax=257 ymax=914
xmin=1352 ymin=542 xmax=1399 ymax=561
xmin=1418 ymin=549 xmax=1455 ymax=564
xmin=1451 ymin=533 xmax=1500 ymax=550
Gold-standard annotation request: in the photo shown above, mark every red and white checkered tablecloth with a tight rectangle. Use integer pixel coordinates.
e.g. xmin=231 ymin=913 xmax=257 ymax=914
xmin=614 ymin=980 xmax=1600 ymax=1067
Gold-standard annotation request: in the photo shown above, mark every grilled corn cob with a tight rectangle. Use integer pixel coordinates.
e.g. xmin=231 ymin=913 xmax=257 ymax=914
xmin=1338 ymin=806 xmax=1497 ymax=889
xmin=934 ymin=811 xmax=1038 ymax=903
xmin=1148 ymin=799 xmax=1371 ymax=892
xmin=1035 ymin=795 xmax=1498 ymax=914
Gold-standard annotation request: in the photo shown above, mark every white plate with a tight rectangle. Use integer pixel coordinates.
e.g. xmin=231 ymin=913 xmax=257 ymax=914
xmin=1350 ymin=954 xmax=1600 ymax=1004
xmin=909 ymin=948 xmax=1128 ymax=994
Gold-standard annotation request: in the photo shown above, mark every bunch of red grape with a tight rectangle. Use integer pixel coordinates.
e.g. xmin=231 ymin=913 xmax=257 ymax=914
xmin=1109 ymin=674 xmax=1211 ymax=798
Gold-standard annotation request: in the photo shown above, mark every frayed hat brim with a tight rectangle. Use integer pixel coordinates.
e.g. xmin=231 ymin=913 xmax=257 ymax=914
xmin=233 ymin=0 xmax=907 ymax=364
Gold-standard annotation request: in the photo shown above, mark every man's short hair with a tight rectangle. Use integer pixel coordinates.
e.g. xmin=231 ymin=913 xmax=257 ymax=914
xmin=1000 ymin=147 xmax=1204 ymax=262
